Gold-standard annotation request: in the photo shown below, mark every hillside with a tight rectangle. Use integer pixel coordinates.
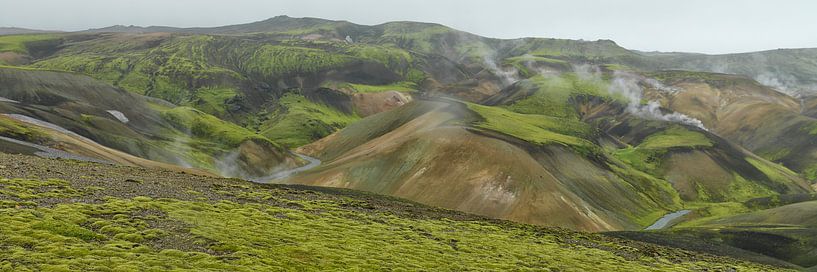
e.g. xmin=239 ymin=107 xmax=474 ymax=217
xmin=0 ymin=16 xmax=816 ymax=269
xmin=612 ymin=199 xmax=817 ymax=270
xmin=639 ymin=70 xmax=817 ymax=179
xmin=0 ymin=67 xmax=300 ymax=178
xmin=0 ymin=25 xmax=812 ymax=231
xmin=290 ymin=92 xmax=809 ymax=231
xmin=640 ymin=49 xmax=817 ymax=97
xmin=293 ymin=99 xmax=680 ymax=231
xmin=0 ymin=27 xmax=59 ymax=35
xmin=0 ymin=153 xmax=790 ymax=271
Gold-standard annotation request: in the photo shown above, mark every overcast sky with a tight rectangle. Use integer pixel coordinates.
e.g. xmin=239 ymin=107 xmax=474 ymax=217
xmin=2 ymin=0 xmax=816 ymax=54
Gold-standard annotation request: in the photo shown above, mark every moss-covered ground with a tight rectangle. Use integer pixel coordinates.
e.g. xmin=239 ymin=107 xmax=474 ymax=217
xmin=0 ymin=34 xmax=61 ymax=54
xmin=331 ymin=81 xmax=417 ymax=93
xmin=637 ymin=126 xmax=712 ymax=150
xmin=260 ymin=93 xmax=359 ymax=148
xmin=466 ymin=102 xmax=593 ymax=148
xmin=0 ymin=153 xmax=789 ymax=271
xmin=612 ymin=126 xmax=712 ymax=174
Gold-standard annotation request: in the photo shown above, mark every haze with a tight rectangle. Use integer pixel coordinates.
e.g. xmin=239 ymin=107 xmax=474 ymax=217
xmin=1 ymin=0 xmax=816 ymax=54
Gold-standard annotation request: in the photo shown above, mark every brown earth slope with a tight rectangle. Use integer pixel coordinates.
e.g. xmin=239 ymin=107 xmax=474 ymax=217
xmin=293 ymin=99 xmax=683 ymax=231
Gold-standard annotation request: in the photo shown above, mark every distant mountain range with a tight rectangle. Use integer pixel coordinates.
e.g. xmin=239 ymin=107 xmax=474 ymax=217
xmin=0 ymin=26 xmax=62 ymax=35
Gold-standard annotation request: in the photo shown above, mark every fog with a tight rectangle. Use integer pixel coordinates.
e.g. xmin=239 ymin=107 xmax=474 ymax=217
xmin=1 ymin=0 xmax=816 ymax=54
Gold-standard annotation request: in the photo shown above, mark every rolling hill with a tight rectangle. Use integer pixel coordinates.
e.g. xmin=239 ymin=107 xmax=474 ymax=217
xmin=0 ymin=15 xmax=816 ymax=269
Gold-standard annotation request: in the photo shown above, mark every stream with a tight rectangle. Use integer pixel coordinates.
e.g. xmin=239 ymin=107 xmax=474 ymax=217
xmin=645 ymin=210 xmax=691 ymax=230
xmin=251 ymin=153 xmax=321 ymax=183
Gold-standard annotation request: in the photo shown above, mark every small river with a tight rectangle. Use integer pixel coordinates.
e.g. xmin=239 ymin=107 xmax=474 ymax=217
xmin=645 ymin=210 xmax=691 ymax=230
xmin=251 ymin=153 xmax=321 ymax=183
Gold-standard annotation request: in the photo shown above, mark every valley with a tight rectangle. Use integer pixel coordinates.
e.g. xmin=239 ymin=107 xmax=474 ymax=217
xmin=0 ymin=15 xmax=816 ymax=270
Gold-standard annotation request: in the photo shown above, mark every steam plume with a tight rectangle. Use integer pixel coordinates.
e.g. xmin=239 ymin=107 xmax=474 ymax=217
xmin=607 ymin=71 xmax=707 ymax=130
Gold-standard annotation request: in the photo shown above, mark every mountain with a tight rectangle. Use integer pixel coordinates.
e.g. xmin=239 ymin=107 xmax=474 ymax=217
xmin=0 ymin=15 xmax=816 ymax=269
xmin=291 ymin=80 xmax=809 ymax=231
xmin=0 ymin=66 xmax=301 ymax=178
xmin=0 ymin=27 xmax=60 ymax=35
xmin=640 ymin=49 xmax=817 ymax=97
xmin=293 ymin=98 xmax=681 ymax=231
xmin=639 ymin=70 xmax=817 ymax=179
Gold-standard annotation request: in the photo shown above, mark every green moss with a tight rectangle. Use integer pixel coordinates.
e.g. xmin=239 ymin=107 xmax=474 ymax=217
xmin=505 ymin=55 xmax=569 ymax=66
xmin=343 ymin=44 xmax=413 ymax=72
xmin=504 ymin=74 xmax=616 ymax=119
xmin=455 ymin=41 xmax=493 ymax=62
xmin=638 ymin=126 xmax=712 ymax=150
xmin=504 ymin=55 xmax=569 ymax=77
xmin=647 ymin=70 xmax=745 ymax=87
xmin=28 ymin=54 xmax=128 ymax=83
xmin=260 ymin=93 xmax=359 ymax=148
xmin=404 ymin=68 xmax=427 ymax=84
xmin=30 ymin=35 xmax=244 ymax=103
xmin=239 ymin=44 xmax=352 ymax=78
xmin=32 ymin=219 xmax=103 ymax=241
xmin=0 ymin=178 xmax=83 ymax=200
xmin=612 ymin=146 xmax=664 ymax=174
xmin=330 ymin=81 xmax=417 ymax=93
xmin=727 ymin=173 xmax=778 ymax=201
xmin=803 ymin=165 xmax=817 ymax=181
xmin=602 ymin=63 xmax=634 ymax=71
xmin=191 ymin=87 xmax=239 ymax=116
xmin=759 ymin=148 xmax=791 ymax=162
xmin=380 ymin=23 xmax=452 ymax=53
xmin=0 ymin=177 xmax=777 ymax=271
xmin=745 ymin=157 xmax=800 ymax=187
xmin=676 ymin=202 xmax=753 ymax=227
xmin=0 ymin=34 xmax=60 ymax=54
xmin=605 ymin=162 xmax=684 ymax=226
xmin=467 ymin=102 xmax=593 ymax=148
xmin=161 ymin=106 xmax=270 ymax=147
xmin=0 ymin=116 xmax=49 ymax=144
xmin=803 ymin=122 xmax=817 ymax=136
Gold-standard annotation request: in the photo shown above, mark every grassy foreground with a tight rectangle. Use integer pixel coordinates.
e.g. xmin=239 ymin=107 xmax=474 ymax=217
xmin=0 ymin=154 xmax=787 ymax=271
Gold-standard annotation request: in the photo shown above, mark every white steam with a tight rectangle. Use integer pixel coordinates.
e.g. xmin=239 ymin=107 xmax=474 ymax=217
xmin=643 ymin=78 xmax=681 ymax=94
xmin=573 ymin=64 xmax=602 ymax=81
xmin=482 ymin=54 xmax=519 ymax=87
xmin=169 ymin=128 xmax=194 ymax=168
xmin=753 ymin=72 xmax=803 ymax=97
xmin=213 ymin=149 xmax=246 ymax=178
xmin=608 ymin=71 xmax=707 ymax=130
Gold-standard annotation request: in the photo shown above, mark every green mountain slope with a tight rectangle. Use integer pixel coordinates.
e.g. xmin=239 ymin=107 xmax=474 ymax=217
xmin=293 ymin=99 xmax=682 ymax=231
xmin=0 ymin=66 xmax=300 ymax=177
xmin=291 ymin=76 xmax=809 ymax=231
xmin=638 ymin=70 xmax=817 ymax=180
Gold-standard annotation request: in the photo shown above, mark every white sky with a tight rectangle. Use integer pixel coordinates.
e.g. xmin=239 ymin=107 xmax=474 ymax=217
xmin=2 ymin=0 xmax=816 ymax=54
